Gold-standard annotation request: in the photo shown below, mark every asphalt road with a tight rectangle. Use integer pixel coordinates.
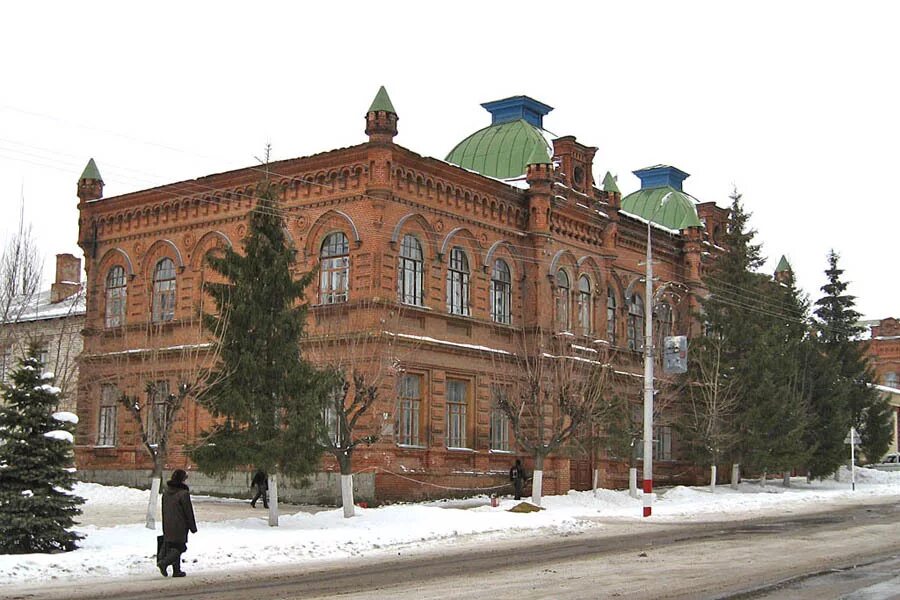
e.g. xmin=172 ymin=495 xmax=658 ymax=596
xmin=8 ymin=498 xmax=900 ymax=600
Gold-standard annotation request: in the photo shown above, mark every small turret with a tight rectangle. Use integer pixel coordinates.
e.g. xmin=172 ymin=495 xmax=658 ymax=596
xmin=365 ymin=86 xmax=398 ymax=144
xmin=77 ymin=158 xmax=104 ymax=203
xmin=774 ymin=255 xmax=793 ymax=284
xmin=525 ymin=145 xmax=553 ymax=233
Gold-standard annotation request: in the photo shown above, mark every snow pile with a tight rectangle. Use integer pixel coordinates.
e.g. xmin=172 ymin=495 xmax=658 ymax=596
xmin=0 ymin=473 xmax=898 ymax=587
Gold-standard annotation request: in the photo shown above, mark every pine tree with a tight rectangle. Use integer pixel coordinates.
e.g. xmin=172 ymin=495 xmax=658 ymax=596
xmin=0 ymin=347 xmax=84 ymax=553
xmin=189 ymin=176 xmax=323 ymax=482
xmin=813 ymin=250 xmax=892 ymax=464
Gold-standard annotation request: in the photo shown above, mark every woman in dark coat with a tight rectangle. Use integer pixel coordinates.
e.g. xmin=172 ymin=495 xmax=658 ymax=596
xmin=158 ymin=469 xmax=197 ymax=577
xmin=250 ymin=469 xmax=269 ymax=509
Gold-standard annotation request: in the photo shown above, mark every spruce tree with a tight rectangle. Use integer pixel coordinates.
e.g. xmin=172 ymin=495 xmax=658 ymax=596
xmin=813 ymin=250 xmax=892 ymax=464
xmin=0 ymin=348 xmax=84 ymax=553
xmin=698 ymin=190 xmax=768 ymax=468
xmin=189 ymin=177 xmax=323 ymax=480
xmin=698 ymin=190 xmax=811 ymax=477
xmin=739 ymin=270 xmax=810 ymax=476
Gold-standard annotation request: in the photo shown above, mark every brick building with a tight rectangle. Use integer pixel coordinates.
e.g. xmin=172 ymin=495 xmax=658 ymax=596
xmin=73 ymin=89 xmax=728 ymax=502
xmin=1 ymin=253 xmax=85 ymax=412
xmin=861 ymin=318 xmax=900 ymax=455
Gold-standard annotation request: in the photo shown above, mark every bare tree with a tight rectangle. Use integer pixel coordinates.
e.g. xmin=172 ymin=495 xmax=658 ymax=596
xmin=677 ymin=334 xmax=740 ymax=491
xmin=305 ymin=299 xmax=412 ymax=517
xmin=597 ymin=368 xmax=678 ymax=495
xmin=99 ymin=309 xmax=226 ymax=529
xmin=0 ymin=206 xmax=44 ymax=359
xmin=490 ymin=329 xmax=613 ymax=506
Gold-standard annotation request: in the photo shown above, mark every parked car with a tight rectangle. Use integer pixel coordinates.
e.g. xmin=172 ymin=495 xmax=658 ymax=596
xmin=867 ymin=452 xmax=900 ymax=471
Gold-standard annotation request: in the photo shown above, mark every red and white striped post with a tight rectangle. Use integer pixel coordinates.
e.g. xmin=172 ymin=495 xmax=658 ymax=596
xmin=642 ymin=192 xmax=673 ymax=518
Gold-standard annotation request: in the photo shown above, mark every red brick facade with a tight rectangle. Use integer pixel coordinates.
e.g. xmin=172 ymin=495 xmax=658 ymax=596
xmin=863 ymin=318 xmax=900 ymax=453
xmin=74 ymin=93 xmax=726 ymax=501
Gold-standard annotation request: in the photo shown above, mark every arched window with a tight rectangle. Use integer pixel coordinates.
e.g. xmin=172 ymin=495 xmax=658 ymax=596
xmin=577 ymin=275 xmax=592 ymax=336
xmin=398 ymin=234 xmax=424 ymax=306
xmin=105 ymin=265 xmax=127 ymax=328
xmin=555 ymin=270 xmax=570 ymax=331
xmin=884 ymin=372 xmax=898 ymax=389
xmin=627 ymin=292 xmax=644 ymax=351
xmin=446 ymin=247 xmax=470 ymax=316
xmin=319 ymin=232 xmax=349 ymax=304
xmin=151 ymin=258 xmax=176 ymax=323
xmin=490 ymin=259 xmax=511 ymax=325
xmin=654 ymin=301 xmax=673 ymax=345
xmin=607 ymin=286 xmax=617 ymax=345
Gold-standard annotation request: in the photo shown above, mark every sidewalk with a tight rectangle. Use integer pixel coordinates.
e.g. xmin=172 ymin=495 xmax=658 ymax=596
xmin=77 ymin=493 xmax=330 ymax=527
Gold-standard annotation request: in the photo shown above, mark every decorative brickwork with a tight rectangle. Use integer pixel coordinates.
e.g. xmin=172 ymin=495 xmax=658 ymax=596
xmin=75 ymin=93 xmax=722 ymax=501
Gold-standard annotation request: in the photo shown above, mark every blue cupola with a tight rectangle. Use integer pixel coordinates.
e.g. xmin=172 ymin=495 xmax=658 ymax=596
xmin=480 ymin=96 xmax=554 ymax=128
xmin=633 ymin=164 xmax=690 ymax=191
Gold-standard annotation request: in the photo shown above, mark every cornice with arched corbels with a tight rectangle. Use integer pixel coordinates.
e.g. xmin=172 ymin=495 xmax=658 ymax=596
xmin=391 ymin=165 xmax=526 ymax=231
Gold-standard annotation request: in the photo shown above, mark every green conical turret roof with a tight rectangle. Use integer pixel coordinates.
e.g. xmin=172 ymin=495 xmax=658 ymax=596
xmin=602 ymin=171 xmax=619 ymax=194
xmin=775 ymin=255 xmax=792 ymax=273
xmin=79 ymin=158 xmax=102 ymax=182
xmin=368 ymin=86 xmax=396 ymax=114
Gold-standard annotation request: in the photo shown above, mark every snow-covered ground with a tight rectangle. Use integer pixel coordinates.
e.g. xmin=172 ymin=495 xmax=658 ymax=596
xmin=2 ymin=467 xmax=898 ymax=587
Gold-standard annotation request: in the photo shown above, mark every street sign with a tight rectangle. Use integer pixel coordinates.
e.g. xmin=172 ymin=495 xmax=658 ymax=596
xmin=663 ymin=335 xmax=687 ymax=374
xmin=844 ymin=427 xmax=861 ymax=445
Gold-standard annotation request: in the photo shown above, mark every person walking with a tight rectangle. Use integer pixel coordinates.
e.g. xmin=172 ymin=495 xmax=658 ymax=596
xmin=510 ymin=459 xmax=526 ymax=500
xmin=250 ymin=469 xmax=269 ymax=509
xmin=158 ymin=469 xmax=197 ymax=577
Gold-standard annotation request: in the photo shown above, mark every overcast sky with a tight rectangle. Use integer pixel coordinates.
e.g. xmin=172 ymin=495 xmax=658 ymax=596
xmin=2 ymin=1 xmax=896 ymax=321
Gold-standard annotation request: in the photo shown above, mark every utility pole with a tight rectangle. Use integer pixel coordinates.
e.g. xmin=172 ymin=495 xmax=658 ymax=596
xmin=642 ymin=192 xmax=673 ymax=518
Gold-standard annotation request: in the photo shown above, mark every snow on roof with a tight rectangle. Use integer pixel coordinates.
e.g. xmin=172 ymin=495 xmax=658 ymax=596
xmin=618 ymin=209 xmax=682 ymax=235
xmin=5 ymin=287 xmax=85 ymax=323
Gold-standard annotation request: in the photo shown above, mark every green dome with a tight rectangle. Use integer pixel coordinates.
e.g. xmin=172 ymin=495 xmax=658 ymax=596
xmin=445 ymin=119 xmax=552 ymax=180
xmin=620 ymin=186 xmax=703 ymax=231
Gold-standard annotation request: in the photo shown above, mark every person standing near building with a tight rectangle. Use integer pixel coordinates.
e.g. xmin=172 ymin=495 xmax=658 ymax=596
xmin=510 ymin=459 xmax=526 ymax=500
xmin=250 ymin=469 xmax=269 ymax=509
xmin=158 ymin=469 xmax=197 ymax=577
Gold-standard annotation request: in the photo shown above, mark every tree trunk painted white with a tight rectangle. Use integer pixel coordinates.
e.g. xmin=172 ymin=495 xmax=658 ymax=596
xmin=531 ymin=470 xmax=543 ymax=506
xmin=760 ymin=470 xmax=767 ymax=488
xmin=592 ymin=468 xmax=599 ymax=495
xmin=730 ymin=463 xmax=740 ymax=490
xmin=341 ymin=474 xmax=355 ymax=518
xmin=710 ymin=465 xmax=717 ymax=493
xmin=782 ymin=471 xmax=791 ymax=487
xmin=629 ymin=467 xmax=638 ymax=498
xmin=145 ymin=476 xmax=161 ymax=530
xmin=267 ymin=473 xmax=279 ymax=527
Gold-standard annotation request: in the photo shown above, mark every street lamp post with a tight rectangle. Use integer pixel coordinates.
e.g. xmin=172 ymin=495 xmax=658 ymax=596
xmin=642 ymin=192 xmax=673 ymax=518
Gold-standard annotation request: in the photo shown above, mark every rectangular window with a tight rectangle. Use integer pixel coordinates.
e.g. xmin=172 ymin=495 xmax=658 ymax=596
xmin=446 ymin=379 xmax=468 ymax=448
xmin=0 ymin=346 xmax=10 ymax=384
xmin=98 ymin=384 xmax=118 ymax=446
xmin=655 ymin=425 xmax=672 ymax=461
xmin=490 ymin=407 xmax=510 ymax=452
xmin=398 ymin=374 xmax=421 ymax=446
xmin=323 ymin=387 xmax=342 ymax=446
xmin=638 ymin=425 xmax=673 ymax=461
xmin=146 ymin=380 xmax=169 ymax=445
xmin=37 ymin=343 xmax=50 ymax=367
